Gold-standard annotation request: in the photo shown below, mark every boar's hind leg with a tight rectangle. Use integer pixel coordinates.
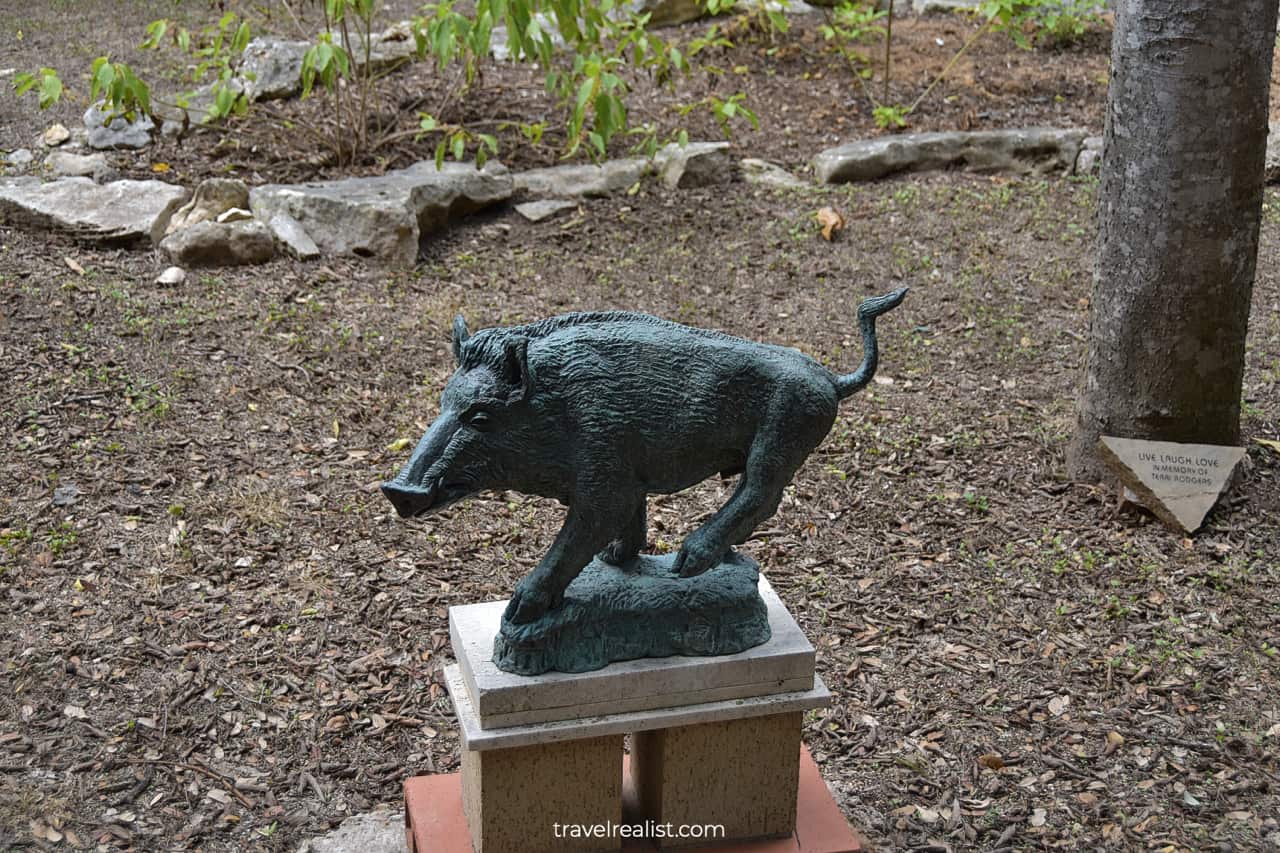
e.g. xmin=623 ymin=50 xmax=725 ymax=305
xmin=504 ymin=498 xmax=639 ymax=623
xmin=599 ymin=502 xmax=647 ymax=566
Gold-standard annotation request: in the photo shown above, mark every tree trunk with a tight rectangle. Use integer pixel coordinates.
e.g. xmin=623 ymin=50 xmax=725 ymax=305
xmin=1067 ymin=0 xmax=1278 ymax=481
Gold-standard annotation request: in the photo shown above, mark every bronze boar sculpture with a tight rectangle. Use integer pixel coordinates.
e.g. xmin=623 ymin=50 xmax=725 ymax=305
xmin=383 ymin=289 xmax=907 ymax=649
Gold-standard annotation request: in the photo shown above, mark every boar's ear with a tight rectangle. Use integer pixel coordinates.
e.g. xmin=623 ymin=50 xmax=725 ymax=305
xmin=451 ymin=315 xmax=470 ymax=365
xmin=503 ymin=337 xmax=533 ymax=403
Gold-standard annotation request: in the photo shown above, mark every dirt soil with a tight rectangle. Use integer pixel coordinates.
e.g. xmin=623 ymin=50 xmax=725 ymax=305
xmin=3 ymin=4 xmax=1280 ymax=853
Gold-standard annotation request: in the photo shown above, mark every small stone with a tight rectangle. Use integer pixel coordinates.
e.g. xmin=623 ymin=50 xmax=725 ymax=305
xmin=5 ymin=148 xmax=34 ymax=167
xmin=215 ymin=207 xmax=254 ymax=223
xmin=1076 ymin=135 xmax=1103 ymax=175
xmin=42 ymin=123 xmax=71 ymax=147
xmin=264 ymin=213 xmax=321 ymax=260
xmin=0 ymin=177 xmax=188 ymax=245
xmin=515 ymin=199 xmax=578 ymax=222
xmin=83 ymin=103 xmax=155 ymax=150
xmin=239 ymin=37 xmax=309 ymax=102
xmin=52 ymin=485 xmax=80 ymax=507
xmin=160 ymin=219 xmax=276 ymax=267
xmin=44 ymin=151 xmax=112 ymax=182
xmin=297 ymin=810 xmax=404 ymax=853
xmin=513 ymin=159 xmax=649 ymax=199
xmin=656 ymin=141 xmax=736 ymax=189
xmin=155 ymin=266 xmax=187 ymax=286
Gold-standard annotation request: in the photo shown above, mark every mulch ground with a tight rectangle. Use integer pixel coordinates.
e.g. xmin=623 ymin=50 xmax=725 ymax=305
xmin=3 ymin=3 xmax=1280 ymax=852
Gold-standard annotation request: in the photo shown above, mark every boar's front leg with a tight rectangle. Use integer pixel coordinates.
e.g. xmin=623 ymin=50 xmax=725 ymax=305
xmin=504 ymin=497 xmax=638 ymax=623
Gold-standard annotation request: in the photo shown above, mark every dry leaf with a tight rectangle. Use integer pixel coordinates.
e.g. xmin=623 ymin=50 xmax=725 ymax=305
xmin=1256 ymin=438 xmax=1280 ymax=456
xmin=1048 ymin=694 xmax=1070 ymax=716
xmin=386 ymin=437 xmax=413 ymax=453
xmin=977 ymin=753 xmax=1004 ymax=770
xmin=64 ymin=257 xmax=85 ymax=275
xmin=1029 ymin=808 xmax=1047 ymax=827
xmin=816 ymin=207 xmax=845 ymax=241
xmin=207 ymin=788 xmax=231 ymax=804
xmin=152 ymin=162 xmax=171 ymax=173
xmin=1103 ymin=730 xmax=1124 ymax=756
xmin=63 ymin=704 xmax=87 ymax=719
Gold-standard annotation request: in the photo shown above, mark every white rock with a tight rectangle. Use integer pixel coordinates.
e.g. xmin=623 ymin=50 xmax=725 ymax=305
xmin=814 ymin=128 xmax=1087 ymax=183
xmin=1075 ymin=135 xmax=1103 ymax=175
xmin=741 ymin=158 xmax=807 ymax=190
xmin=4 ymin=149 xmax=34 ymax=167
xmin=215 ymin=207 xmax=254 ymax=223
xmin=166 ymin=178 xmax=251 ymax=235
xmin=155 ymin=266 xmax=187 ymax=286
xmin=0 ymin=177 xmax=188 ymax=244
xmin=240 ymin=38 xmax=310 ymax=102
xmin=265 ymin=213 xmax=321 ymax=260
xmin=296 ymin=811 xmax=404 ymax=853
xmin=250 ymin=160 xmax=513 ymax=265
xmin=44 ymin=151 xmax=112 ymax=181
xmin=42 ymin=124 xmax=71 ymax=147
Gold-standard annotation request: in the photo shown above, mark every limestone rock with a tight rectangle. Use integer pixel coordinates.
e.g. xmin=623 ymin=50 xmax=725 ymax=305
xmin=356 ymin=21 xmax=420 ymax=71
xmin=1098 ymin=437 xmax=1245 ymax=534
xmin=160 ymin=219 xmax=276 ymax=266
xmin=493 ymin=552 xmax=771 ymax=676
xmin=1266 ymin=124 xmax=1280 ymax=183
xmin=155 ymin=266 xmax=187 ymax=286
xmin=250 ymin=160 xmax=512 ymax=265
xmin=166 ymin=178 xmax=251 ymax=235
xmin=83 ymin=103 xmax=155 ymax=150
xmin=814 ymin=128 xmax=1086 ymax=183
xmin=656 ymin=141 xmax=736 ymax=189
xmin=741 ymin=157 xmax=807 ymax=190
xmin=296 ymin=811 xmax=404 ymax=853
xmin=240 ymin=37 xmax=309 ymax=101
xmin=44 ymin=151 xmax=112 ymax=182
xmin=215 ymin=207 xmax=254 ymax=223
xmin=913 ymin=0 xmax=979 ymax=12
xmin=265 ymin=213 xmax=321 ymax=260
xmin=513 ymin=159 xmax=649 ymax=198
xmin=1075 ymin=135 xmax=1103 ymax=175
xmin=489 ymin=14 xmax=565 ymax=61
xmin=42 ymin=124 xmax=71 ymax=147
xmin=0 ymin=177 xmax=188 ymax=245
xmin=515 ymin=199 xmax=578 ymax=222
xmin=4 ymin=149 xmax=34 ymax=168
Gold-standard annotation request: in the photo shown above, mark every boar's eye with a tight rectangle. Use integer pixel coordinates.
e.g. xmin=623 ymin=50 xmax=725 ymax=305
xmin=464 ymin=409 xmax=494 ymax=430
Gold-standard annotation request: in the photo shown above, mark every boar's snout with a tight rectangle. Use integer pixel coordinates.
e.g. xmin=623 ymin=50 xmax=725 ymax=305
xmin=380 ymin=481 xmax=438 ymax=518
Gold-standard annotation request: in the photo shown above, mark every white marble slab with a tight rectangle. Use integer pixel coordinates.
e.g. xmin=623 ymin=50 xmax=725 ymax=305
xmin=449 ymin=575 xmax=815 ymax=729
xmin=445 ymin=663 xmax=832 ymax=751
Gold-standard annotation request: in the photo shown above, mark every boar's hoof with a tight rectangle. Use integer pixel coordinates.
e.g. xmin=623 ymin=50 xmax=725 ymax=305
xmin=503 ymin=579 xmax=563 ymax=624
xmin=598 ymin=541 xmax=639 ymax=567
xmin=674 ymin=539 xmax=728 ymax=578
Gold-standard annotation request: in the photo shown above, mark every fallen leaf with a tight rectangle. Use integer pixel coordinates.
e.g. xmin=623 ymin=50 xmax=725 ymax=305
xmin=1103 ymin=730 xmax=1124 ymax=756
xmin=151 ymin=162 xmax=171 ymax=173
xmin=916 ymin=806 xmax=940 ymax=823
xmin=207 ymin=788 xmax=231 ymax=804
xmin=816 ymin=206 xmax=845 ymax=241
xmin=63 ymin=704 xmax=88 ymax=719
xmin=386 ymin=437 xmax=413 ymax=453
xmin=1029 ymin=807 xmax=1047 ymax=827
xmin=1048 ymin=694 xmax=1070 ymax=716
xmin=64 ymin=256 xmax=84 ymax=275
xmin=1077 ymin=792 xmax=1098 ymax=805
xmin=977 ymin=753 xmax=1005 ymax=771
xmin=1256 ymin=438 xmax=1280 ymax=456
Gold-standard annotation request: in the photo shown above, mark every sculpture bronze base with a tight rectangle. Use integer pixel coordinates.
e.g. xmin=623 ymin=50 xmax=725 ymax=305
xmin=493 ymin=552 xmax=771 ymax=676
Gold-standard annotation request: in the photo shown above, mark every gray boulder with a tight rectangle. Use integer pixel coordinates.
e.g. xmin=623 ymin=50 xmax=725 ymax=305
xmin=83 ymin=103 xmax=155 ymax=150
xmin=250 ymin=160 xmax=513 ymax=265
xmin=0 ymin=177 xmax=188 ymax=245
xmin=513 ymin=159 xmax=649 ymax=198
xmin=166 ymin=178 xmax=252 ymax=235
xmin=515 ymin=199 xmax=578 ymax=222
xmin=814 ymin=128 xmax=1087 ymax=183
xmin=44 ymin=151 xmax=113 ymax=182
xmin=241 ymin=38 xmax=310 ymax=101
xmin=297 ymin=811 xmax=403 ymax=853
xmin=656 ymin=141 xmax=737 ymax=189
xmin=160 ymin=219 xmax=276 ymax=266
xmin=4 ymin=149 xmax=34 ymax=168
xmin=265 ymin=213 xmax=321 ymax=260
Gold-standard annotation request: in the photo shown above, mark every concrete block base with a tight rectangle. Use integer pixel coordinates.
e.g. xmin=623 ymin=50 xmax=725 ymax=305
xmin=631 ymin=712 xmax=803 ymax=844
xmin=461 ymin=734 xmax=622 ymax=852
xmin=405 ymin=746 xmax=868 ymax=853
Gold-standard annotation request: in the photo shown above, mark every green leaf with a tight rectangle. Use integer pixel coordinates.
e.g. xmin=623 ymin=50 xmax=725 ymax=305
xmin=12 ymin=72 xmax=36 ymax=98
xmin=435 ymin=140 xmax=447 ymax=169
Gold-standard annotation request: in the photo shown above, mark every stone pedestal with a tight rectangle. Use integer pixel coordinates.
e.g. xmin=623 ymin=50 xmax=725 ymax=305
xmin=631 ymin=713 xmax=803 ymax=844
xmin=413 ymin=573 xmax=864 ymax=852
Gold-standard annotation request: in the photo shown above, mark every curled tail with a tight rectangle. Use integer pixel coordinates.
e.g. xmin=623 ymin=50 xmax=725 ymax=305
xmin=835 ymin=287 xmax=909 ymax=400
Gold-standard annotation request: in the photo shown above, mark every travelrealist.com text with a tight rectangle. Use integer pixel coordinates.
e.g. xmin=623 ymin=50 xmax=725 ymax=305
xmin=552 ymin=821 xmax=726 ymax=840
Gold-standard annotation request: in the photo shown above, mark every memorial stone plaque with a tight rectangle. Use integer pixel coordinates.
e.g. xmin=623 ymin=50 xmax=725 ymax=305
xmin=1098 ymin=436 xmax=1245 ymax=533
